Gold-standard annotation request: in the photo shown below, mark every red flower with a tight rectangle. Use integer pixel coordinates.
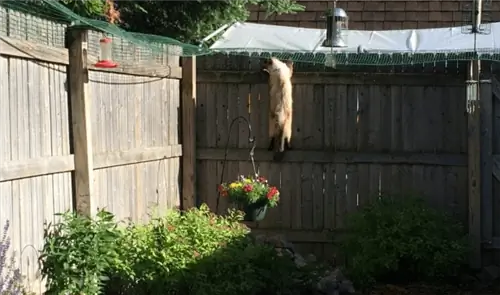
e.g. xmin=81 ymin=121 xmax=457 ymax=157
xmin=267 ymin=186 xmax=278 ymax=199
xmin=243 ymin=184 xmax=253 ymax=192
xmin=218 ymin=184 xmax=228 ymax=197
xmin=258 ymin=176 xmax=267 ymax=183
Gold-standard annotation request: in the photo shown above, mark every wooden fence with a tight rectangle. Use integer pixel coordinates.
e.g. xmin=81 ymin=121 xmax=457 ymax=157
xmin=0 ymin=12 xmax=192 ymax=293
xmin=195 ymin=55 xmax=475 ymax=261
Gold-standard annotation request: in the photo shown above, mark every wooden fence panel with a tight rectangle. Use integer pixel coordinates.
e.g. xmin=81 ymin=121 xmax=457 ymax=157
xmin=0 ymin=56 xmax=73 ymax=293
xmin=196 ymin=55 xmax=468 ymax=259
xmin=89 ymin=71 xmax=182 ymax=222
xmin=0 ymin=10 xmax=185 ymax=292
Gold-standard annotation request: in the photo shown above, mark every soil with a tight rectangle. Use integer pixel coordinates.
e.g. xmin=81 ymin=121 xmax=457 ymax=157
xmin=365 ymin=283 xmax=500 ymax=295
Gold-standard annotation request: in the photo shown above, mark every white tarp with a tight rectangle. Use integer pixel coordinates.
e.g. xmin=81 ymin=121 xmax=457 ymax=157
xmin=209 ymin=21 xmax=500 ymax=54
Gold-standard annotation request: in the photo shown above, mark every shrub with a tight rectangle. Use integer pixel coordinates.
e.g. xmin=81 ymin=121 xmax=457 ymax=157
xmin=106 ymin=204 xmax=312 ymax=295
xmin=340 ymin=195 xmax=469 ymax=289
xmin=39 ymin=210 xmax=123 ymax=295
xmin=39 ymin=205 xmax=318 ymax=295
xmin=0 ymin=220 xmax=28 ymax=295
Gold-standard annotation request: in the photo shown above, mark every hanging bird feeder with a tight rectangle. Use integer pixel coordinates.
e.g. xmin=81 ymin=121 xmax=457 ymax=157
xmin=94 ymin=37 xmax=118 ymax=68
xmin=323 ymin=4 xmax=349 ymax=47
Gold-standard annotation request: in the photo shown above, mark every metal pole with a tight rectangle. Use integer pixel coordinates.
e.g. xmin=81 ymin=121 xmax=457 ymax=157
xmin=469 ymin=0 xmax=481 ymax=81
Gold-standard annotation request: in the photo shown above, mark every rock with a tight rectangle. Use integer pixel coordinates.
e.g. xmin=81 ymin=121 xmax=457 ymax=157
xmin=253 ymin=234 xmax=355 ymax=294
xmin=293 ymin=253 xmax=307 ymax=268
xmin=316 ymin=268 xmax=355 ymax=295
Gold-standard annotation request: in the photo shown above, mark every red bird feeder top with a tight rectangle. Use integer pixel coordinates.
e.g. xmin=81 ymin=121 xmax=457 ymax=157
xmin=95 ymin=37 xmax=118 ymax=68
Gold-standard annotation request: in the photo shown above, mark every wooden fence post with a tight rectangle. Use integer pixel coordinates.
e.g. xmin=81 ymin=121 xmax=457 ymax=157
xmin=67 ymin=27 xmax=95 ymax=216
xmin=181 ymin=56 xmax=196 ymax=210
xmin=467 ymin=60 xmax=481 ymax=269
xmin=480 ymin=79 xmax=493 ymax=253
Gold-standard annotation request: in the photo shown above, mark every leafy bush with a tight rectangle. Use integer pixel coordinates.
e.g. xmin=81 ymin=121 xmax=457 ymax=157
xmin=39 ymin=211 xmax=122 ymax=295
xmin=0 ymin=220 xmax=28 ymax=295
xmin=107 ymin=204 xmax=314 ymax=295
xmin=40 ymin=205 xmax=317 ymax=295
xmin=340 ymin=195 xmax=469 ymax=289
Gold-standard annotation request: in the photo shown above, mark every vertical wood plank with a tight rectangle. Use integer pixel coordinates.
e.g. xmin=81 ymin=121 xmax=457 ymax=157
xmin=266 ymin=162 xmax=281 ymax=227
xmin=324 ymin=164 xmax=336 ymax=230
xmin=67 ymin=28 xmax=95 ymax=216
xmin=335 ymin=164 xmax=347 ymax=229
xmin=290 ymin=162 xmax=302 ymax=230
xmin=311 ymin=85 xmax=324 ymax=149
xmin=312 ymin=164 xmax=324 ymax=229
xmin=323 ymin=85 xmax=335 ymax=150
xmin=401 ymin=86 xmax=415 ymax=152
xmin=301 ymin=163 xmax=314 ymax=229
xmin=257 ymin=83 xmax=269 ymax=149
xmin=181 ymin=57 xmax=196 ymax=209
xmin=280 ymin=162 xmax=292 ymax=229
xmin=368 ymin=85 xmax=382 ymax=151
xmin=346 ymin=164 xmax=359 ymax=215
xmin=346 ymin=84 xmax=358 ymax=150
xmin=357 ymin=164 xmax=370 ymax=206
xmin=335 ymin=84 xmax=348 ymax=150
xmin=356 ymin=85 xmax=369 ymax=151
xmin=390 ymin=85 xmax=403 ymax=151
xmin=480 ymin=79 xmax=493 ymax=245
xmin=379 ymin=85 xmax=391 ymax=153
xmin=293 ymin=85 xmax=305 ymax=149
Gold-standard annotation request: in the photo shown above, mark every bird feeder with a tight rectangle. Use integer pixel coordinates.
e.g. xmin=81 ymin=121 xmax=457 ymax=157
xmin=323 ymin=5 xmax=348 ymax=47
xmin=94 ymin=37 xmax=118 ymax=68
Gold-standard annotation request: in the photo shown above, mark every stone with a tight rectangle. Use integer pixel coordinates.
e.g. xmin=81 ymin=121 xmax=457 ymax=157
xmin=293 ymin=253 xmax=307 ymax=268
xmin=316 ymin=268 xmax=355 ymax=295
xmin=253 ymin=233 xmax=355 ymax=294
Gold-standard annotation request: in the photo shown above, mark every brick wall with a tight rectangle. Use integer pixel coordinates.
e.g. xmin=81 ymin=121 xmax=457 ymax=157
xmin=248 ymin=0 xmax=500 ymax=30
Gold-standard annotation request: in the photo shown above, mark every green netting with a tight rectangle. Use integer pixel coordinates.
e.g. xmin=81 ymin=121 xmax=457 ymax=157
xmin=209 ymin=50 xmax=488 ymax=67
xmin=0 ymin=0 xmax=496 ymax=66
xmin=0 ymin=0 xmax=210 ymax=64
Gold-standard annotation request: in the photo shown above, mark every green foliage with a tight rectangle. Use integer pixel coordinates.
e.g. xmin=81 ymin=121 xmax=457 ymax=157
xmin=107 ymin=204 xmax=314 ymax=295
xmin=59 ymin=0 xmax=305 ymax=43
xmin=340 ymin=195 xmax=469 ymax=289
xmin=59 ymin=0 xmax=107 ymax=19
xmin=219 ymin=175 xmax=280 ymax=208
xmin=39 ymin=204 xmax=318 ymax=295
xmin=39 ymin=210 xmax=122 ymax=295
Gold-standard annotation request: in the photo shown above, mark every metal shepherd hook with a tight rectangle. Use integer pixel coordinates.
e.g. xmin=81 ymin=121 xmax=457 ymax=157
xmin=215 ymin=116 xmax=257 ymax=213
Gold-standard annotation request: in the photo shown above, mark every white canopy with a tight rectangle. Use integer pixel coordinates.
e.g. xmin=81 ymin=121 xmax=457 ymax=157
xmin=209 ymin=21 xmax=500 ymax=54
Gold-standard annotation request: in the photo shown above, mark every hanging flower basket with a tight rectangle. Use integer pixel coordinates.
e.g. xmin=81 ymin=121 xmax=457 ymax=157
xmin=218 ymin=175 xmax=280 ymax=222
